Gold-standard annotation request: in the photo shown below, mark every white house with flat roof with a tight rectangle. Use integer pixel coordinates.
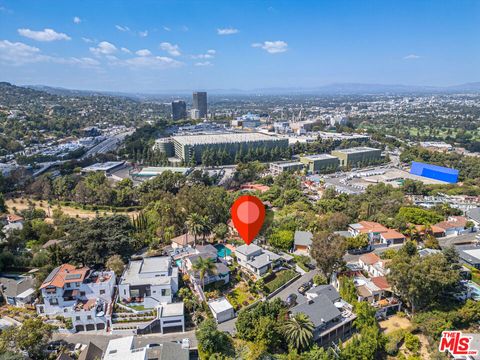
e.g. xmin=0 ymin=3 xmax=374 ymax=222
xmin=158 ymin=302 xmax=185 ymax=333
xmin=104 ymin=336 xmax=146 ymax=360
xmin=119 ymin=257 xmax=179 ymax=308
xmin=208 ymin=297 xmax=235 ymax=323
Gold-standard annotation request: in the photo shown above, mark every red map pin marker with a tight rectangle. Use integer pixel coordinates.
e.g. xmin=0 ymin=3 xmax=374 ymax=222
xmin=231 ymin=195 xmax=266 ymax=245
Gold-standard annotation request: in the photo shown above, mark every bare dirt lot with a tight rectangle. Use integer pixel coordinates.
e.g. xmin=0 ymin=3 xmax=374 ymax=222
xmin=5 ymin=198 xmax=139 ymax=222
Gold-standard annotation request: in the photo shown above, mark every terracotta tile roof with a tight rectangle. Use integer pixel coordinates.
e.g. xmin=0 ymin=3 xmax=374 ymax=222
xmin=171 ymin=233 xmax=195 ymax=246
xmin=371 ymin=276 xmax=390 ymax=290
xmin=7 ymin=214 xmax=24 ymax=223
xmin=359 ymin=252 xmax=381 ymax=265
xmin=381 ymin=229 xmax=406 ymax=240
xmin=413 ymin=224 xmax=445 ymax=235
xmin=357 ymin=221 xmax=389 ymax=234
xmin=435 ymin=216 xmax=468 ymax=230
xmin=40 ymin=264 xmax=89 ymax=289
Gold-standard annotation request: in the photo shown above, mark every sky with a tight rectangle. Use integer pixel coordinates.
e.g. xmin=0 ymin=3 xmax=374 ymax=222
xmin=0 ymin=0 xmax=479 ymax=92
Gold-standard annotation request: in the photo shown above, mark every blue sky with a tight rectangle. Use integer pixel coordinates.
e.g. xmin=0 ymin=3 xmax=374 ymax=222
xmin=0 ymin=0 xmax=478 ymax=92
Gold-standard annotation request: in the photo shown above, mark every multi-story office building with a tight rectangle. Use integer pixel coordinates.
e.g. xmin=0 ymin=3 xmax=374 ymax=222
xmin=167 ymin=132 xmax=288 ymax=164
xmin=300 ymin=154 xmax=340 ymax=173
xmin=269 ymin=161 xmax=305 ymax=175
xmin=331 ymin=147 xmax=382 ymax=167
xmin=171 ymin=100 xmax=187 ymax=121
xmin=36 ymin=264 xmax=116 ymax=332
xmin=192 ymin=91 xmax=207 ymax=118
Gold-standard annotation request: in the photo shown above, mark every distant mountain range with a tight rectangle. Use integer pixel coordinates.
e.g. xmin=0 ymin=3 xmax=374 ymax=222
xmin=23 ymin=81 xmax=480 ymax=98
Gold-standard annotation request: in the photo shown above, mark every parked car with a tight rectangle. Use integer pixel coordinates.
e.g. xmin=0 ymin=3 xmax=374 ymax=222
xmin=285 ymin=293 xmax=297 ymax=307
xmin=298 ymin=281 xmax=312 ymax=295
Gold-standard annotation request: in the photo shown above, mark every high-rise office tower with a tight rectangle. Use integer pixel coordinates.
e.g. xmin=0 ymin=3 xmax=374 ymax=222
xmin=171 ymin=100 xmax=187 ymax=120
xmin=192 ymin=91 xmax=207 ymax=118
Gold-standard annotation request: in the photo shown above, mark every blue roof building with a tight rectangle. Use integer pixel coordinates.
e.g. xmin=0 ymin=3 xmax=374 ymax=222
xmin=410 ymin=161 xmax=459 ymax=183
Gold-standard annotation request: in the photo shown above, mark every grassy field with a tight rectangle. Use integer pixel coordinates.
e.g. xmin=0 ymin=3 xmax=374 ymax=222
xmin=5 ymin=197 xmax=139 ymax=221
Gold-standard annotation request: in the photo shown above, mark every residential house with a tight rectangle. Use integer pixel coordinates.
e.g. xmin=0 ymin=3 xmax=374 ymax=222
xmin=348 ymin=221 xmax=405 ymax=245
xmin=435 ymin=216 xmax=471 ymax=236
xmin=104 ymin=336 xmax=147 ymax=360
xmin=413 ymin=224 xmax=445 ymax=238
xmin=208 ymin=297 xmax=235 ymax=323
xmin=290 ymin=294 xmax=356 ymax=347
xmin=0 ymin=276 xmax=35 ymax=307
xmin=305 ymin=284 xmax=341 ymax=302
xmin=36 ymin=264 xmax=116 ymax=332
xmin=2 ymin=214 xmax=24 ymax=237
xmin=170 ymin=233 xmax=196 ymax=249
xmin=78 ymin=342 xmax=103 ymax=360
xmin=293 ymin=231 xmax=313 ymax=254
xmin=354 ymin=275 xmax=401 ymax=318
xmin=457 ymin=246 xmax=480 ymax=270
xmin=183 ymin=244 xmax=230 ymax=286
xmin=104 ymin=336 xmax=189 ymax=360
xmin=358 ymin=253 xmax=390 ymax=277
xmin=235 ymin=244 xmax=281 ymax=278
xmin=158 ymin=302 xmax=185 ymax=333
xmin=119 ymin=256 xmax=179 ymax=308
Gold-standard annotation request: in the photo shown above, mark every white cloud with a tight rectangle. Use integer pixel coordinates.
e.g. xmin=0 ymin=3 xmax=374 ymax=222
xmin=163 ymin=26 xmax=171 ymax=32
xmin=181 ymin=25 xmax=189 ymax=32
xmin=82 ymin=37 xmax=95 ymax=43
xmin=73 ymin=16 xmax=81 ymax=24
xmin=18 ymin=28 xmax=71 ymax=42
xmin=0 ymin=40 xmax=45 ymax=64
xmin=217 ymin=28 xmax=239 ymax=35
xmin=123 ymin=55 xmax=182 ymax=69
xmin=252 ymin=40 xmax=288 ymax=54
xmin=89 ymin=41 xmax=117 ymax=56
xmin=194 ymin=61 xmax=212 ymax=67
xmin=115 ymin=25 xmax=130 ymax=32
xmin=138 ymin=30 xmax=148 ymax=37
xmin=135 ymin=49 xmax=152 ymax=57
xmin=192 ymin=49 xmax=216 ymax=59
xmin=121 ymin=47 xmax=131 ymax=54
xmin=160 ymin=42 xmax=181 ymax=56
xmin=0 ymin=39 xmax=99 ymax=68
xmin=403 ymin=54 xmax=421 ymax=60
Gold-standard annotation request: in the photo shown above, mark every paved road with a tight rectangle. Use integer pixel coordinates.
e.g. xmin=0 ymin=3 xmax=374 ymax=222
xmin=52 ymin=329 xmax=197 ymax=351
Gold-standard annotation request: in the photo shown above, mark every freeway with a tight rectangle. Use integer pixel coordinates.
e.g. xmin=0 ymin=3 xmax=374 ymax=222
xmin=81 ymin=130 xmax=134 ymax=159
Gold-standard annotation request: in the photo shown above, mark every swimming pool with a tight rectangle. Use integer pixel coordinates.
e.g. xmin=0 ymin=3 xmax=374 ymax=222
xmin=215 ymin=244 xmax=232 ymax=258
xmin=175 ymin=259 xmax=183 ymax=268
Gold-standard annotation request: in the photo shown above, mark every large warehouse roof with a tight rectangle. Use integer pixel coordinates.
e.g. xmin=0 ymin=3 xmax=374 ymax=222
xmin=333 ymin=147 xmax=380 ymax=154
xmin=172 ymin=132 xmax=282 ymax=146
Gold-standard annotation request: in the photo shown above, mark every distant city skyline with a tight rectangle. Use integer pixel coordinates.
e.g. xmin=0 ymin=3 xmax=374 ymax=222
xmin=0 ymin=0 xmax=478 ymax=92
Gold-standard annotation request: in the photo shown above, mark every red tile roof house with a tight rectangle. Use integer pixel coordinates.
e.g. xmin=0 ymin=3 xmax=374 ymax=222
xmin=358 ymin=253 xmax=391 ymax=277
xmin=36 ymin=264 xmax=116 ymax=332
xmin=435 ymin=216 xmax=472 ymax=236
xmin=348 ymin=221 xmax=405 ymax=246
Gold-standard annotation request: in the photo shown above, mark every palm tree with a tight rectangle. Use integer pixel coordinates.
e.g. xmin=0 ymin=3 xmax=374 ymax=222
xmin=192 ymin=257 xmax=217 ymax=290
xmin=186 ymin=213 xmax=204 ymax=247
xmin=200 ymin=215 xmax=212 ymax=245
xmin=281 ymin=312 xmax=315 ymax=351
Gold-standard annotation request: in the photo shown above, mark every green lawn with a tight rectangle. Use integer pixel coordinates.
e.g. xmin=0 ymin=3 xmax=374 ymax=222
xmin=226 ymin=282 xmax=259 ymax=311
xmin=264 ymin=269 xmax=298 ymax=293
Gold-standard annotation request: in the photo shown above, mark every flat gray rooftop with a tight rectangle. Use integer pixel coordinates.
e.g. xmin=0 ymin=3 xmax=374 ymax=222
xmin=302 ymin=154 xmax=338 ymax=160
xmin=172 ymin=132 xmax=281 ymax=146
xmin=333 ymin=147 xmax=380 ymax=154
